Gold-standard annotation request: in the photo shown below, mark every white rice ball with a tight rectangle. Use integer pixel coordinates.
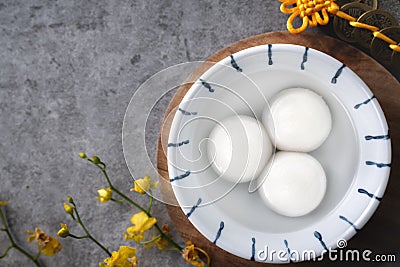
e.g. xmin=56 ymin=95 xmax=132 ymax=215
xmin=258 ymin=151 xmax=327 ymax=217
xmin=262 ymin=88 xmax=332 ymax=152
xmin=207 ymin=115 xmax=273 ymax=183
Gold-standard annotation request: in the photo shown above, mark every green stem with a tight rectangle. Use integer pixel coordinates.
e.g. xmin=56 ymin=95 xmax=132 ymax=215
xmin=112 ymin=187 xmax=148 ymax=214
xmin=72 ymin=203 xmax=111 ymax=257
xmin=147 ymin=191 xmax=153 ymax=213
xmin=139 ymin=235 xmax=161 ymax=245
xmin=88 ymin=235 xmax=110 ymax=256
xmin=0 ymin=208 xmax=42 ymax=267
xmin=33 ymin=251 xmax=41 ymax=261
xmin=153 ymin=224 xmax=183 ymax=251
xmin=69 ymin=234 xmax=89 ymax=239
xmin=0 ymin=245 xmax=13 ymax=259
xmin=111 ymin=198 xmax=125 ymax=203
xmin=164 ymin=247 xmax=182 ymax=252
xmin=13 ymin=245 xmax=41 ymax=267
xmin=88 ymin=158 xmax=184 ymax=251
xmin=109 ymin=186 xmax=182 ymax=250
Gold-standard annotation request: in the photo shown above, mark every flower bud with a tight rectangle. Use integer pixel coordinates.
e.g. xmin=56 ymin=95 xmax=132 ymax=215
xmin=78 ymin=152 xmax=87 ymax=159
xmin=57 ymin=224 xmax=70 ymax=238
xmin=92 ymin=156 xmax=101 ymax=165
xmin=63 ymin=203 xmax=74 ymax=215
xmin=0 ymin=200 xmax=10 ymax=206
xmin=96 ymin=188 xmax=112 ymax=203
xmin=67 ymin=195 xmax=74 ymax=204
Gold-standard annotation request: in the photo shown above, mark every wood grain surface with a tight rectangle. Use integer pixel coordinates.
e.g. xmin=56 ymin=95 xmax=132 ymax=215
xmin=157 ymin=31 xmax=400 ymax=266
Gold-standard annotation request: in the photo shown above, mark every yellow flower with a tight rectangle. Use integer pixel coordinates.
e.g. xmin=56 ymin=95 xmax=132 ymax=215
xmin=182 ymin=241 xmax=210 ymax=267
xmin=130 ymin=174 xmax=158 ymax=194
xmin=64 ymin=203 xmax=74 ymax=215
xmin=123 ymin=212 xmax=157 ymax=242
xmin=97 ymin=188 xmax=112 ymax=203
xmin=56 ymin=224 xmax=70 ymax=238
xmin=25 ymin=228 xmax=62 ymax=256
xmin=0 ymin=200 xmax=10 ymax=206
xmin=99 ymin=246 xmax=137 ymax=267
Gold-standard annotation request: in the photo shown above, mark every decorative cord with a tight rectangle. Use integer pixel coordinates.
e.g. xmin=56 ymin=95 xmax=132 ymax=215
xmin=279 ymin=0 xmax=400 ymax=52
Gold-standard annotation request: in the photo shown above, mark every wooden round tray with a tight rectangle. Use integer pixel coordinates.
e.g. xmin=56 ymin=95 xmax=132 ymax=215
xmin=157 ymin=31 xmax=400 ymax=266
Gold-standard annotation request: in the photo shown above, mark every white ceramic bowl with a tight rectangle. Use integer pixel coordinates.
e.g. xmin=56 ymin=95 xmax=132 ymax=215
xmin=167 ymin=44 xmax=391 ymax=263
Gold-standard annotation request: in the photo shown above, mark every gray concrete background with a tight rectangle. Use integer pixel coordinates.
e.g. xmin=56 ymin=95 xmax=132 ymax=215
xmin=0 ymin=1 xmax=399 ymax=266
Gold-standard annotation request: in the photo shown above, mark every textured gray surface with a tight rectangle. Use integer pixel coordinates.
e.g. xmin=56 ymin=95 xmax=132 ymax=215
xmin=0 ymin=1 xmax=399 ymax=267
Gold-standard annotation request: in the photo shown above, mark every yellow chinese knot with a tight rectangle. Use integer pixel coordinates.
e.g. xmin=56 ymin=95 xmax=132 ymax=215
xmin=279 ymin=0 xmax=400 ymax=52
xmin=280 ymin=0 xmax=339 ymax=33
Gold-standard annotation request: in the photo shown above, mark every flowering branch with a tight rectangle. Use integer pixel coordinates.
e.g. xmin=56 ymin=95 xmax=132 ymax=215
xmin=0 ymin=201 xmax=61 ymax=267
xmin=75 ymin=153 xmax=210 ymax=267
xmin=58 ymin=197 xmax=111 ymax=257
xmin=0 ymin=206 xmax=39 ymax=265
xmin=80 ymin=153 xmax=184 ymax=252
